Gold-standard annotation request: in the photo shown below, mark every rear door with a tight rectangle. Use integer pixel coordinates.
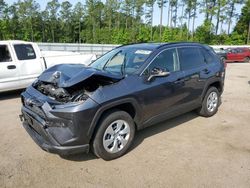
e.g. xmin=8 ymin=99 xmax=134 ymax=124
xmin=177 ymin=46 xmax=209 ymax=105
xmin=12 ymin=43 xmax=43 ymax=88
xmin=0 ymin=44 xmax=20 ymax=92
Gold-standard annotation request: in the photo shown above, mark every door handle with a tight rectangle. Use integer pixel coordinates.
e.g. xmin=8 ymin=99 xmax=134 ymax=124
xmin=203 ymin=68 xmax=211 ymax=74
xmin=7 ymin=65 xmax=16 ymax=69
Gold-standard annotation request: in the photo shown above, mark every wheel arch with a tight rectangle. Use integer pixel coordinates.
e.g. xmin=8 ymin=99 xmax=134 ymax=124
xmin=87 ymin=98 xmax=141 ymax=140
xmin=201 ymin=79 xmax=223 ymax=101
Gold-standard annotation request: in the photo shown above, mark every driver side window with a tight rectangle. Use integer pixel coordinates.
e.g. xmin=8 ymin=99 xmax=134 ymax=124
xmin=146 ymin=48 xmax=179 ymax=74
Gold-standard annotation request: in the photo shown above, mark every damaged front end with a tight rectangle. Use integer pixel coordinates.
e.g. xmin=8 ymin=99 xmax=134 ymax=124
xmin=33 ymin=81 xmax=89 ymax=103
xmin=33 ymin=64 xmax=123 ymax=103
xmin=20 ymin=64 xmax=123 ymax=155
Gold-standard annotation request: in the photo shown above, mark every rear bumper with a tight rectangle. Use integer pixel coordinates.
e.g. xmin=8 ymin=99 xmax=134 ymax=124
xmin=20 ymin=107 xmax=89 ymax=155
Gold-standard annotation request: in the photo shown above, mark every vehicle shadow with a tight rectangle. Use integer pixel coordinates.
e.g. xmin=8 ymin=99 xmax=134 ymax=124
xmin=60 ymin=152 xmax=98 ymax=162
xmin=62 ymin=111 xmax=198 ymax=162
xmin=0 ymin=89 xmax=23 ymax=100
xmin=129 ymin=111 xmax=198 ymax=152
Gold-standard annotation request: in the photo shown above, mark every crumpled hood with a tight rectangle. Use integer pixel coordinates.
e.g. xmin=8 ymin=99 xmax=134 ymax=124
xmin=38 ymin=64 xmax=123 ymax=88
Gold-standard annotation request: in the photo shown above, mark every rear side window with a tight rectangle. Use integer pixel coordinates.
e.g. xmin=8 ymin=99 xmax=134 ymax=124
xmin=14 ymin=44 xmax=36 ymax=60
xmin=178 ymin=47 xmax=205 ymax=70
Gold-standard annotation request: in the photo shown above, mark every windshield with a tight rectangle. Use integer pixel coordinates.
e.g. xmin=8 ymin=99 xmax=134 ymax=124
xmin=90 ymin=47 xmax=152 ymax=75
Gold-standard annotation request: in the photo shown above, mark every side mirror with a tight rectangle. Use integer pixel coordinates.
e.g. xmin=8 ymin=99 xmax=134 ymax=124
xmin=147 ymin=67 xmax=170 ymax=82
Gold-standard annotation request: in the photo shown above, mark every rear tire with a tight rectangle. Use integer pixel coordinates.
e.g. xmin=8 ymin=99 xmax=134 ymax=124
xmin=197 ymin=87 xmax=220 ymax=117
xmin=244 ymin=57 xmax=249 ymax=63
xmin=92 ymin=110 xmax=135 ymax=160
xmin=221 ymin=57 xmax=225 ymax=63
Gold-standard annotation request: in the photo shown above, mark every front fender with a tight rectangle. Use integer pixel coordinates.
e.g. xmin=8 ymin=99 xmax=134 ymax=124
xmin=87 ymin=98 xmax=142 ymax=138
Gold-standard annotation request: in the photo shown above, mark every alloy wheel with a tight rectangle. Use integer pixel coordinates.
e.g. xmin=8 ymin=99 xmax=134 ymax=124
xmin=207 ymin=91 xmax=218 ymax=112
xmin=103 ymin=120 xmax=131 ymax=153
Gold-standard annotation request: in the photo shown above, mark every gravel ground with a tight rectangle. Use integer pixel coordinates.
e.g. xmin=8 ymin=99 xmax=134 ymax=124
xmin=0 ymin=63 xmax=250 ymax=188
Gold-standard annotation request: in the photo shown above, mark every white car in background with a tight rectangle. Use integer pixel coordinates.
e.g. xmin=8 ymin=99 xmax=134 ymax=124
xmin=0 ymin=40 xmax=96 ymax=92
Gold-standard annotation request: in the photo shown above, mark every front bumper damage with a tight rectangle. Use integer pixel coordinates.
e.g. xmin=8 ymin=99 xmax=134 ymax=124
xmin=20 ymin=108 xmax=89 ymax=155
xmin=20 ymin=87 xmax=99 ymax=155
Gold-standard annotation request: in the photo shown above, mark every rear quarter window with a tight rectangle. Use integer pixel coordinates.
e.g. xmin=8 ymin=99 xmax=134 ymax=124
xmin=14 ymin=44 xmax=36 ymax=60
xmin=200 ymin=48 xmax=217 ymax=64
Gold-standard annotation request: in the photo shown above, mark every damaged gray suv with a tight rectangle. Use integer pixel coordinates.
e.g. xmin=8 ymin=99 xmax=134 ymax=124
xmin=20 ymin=42 xmax=225 ymax=160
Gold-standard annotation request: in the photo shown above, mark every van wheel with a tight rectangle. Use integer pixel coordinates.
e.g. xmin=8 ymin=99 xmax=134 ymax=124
xmin=92 ymin=110 xmax=135 ymax=160
xmin=244 ymin=57 xmax=249 ymax=63
xmin=197 ymin=87 xmax=220 ymax=117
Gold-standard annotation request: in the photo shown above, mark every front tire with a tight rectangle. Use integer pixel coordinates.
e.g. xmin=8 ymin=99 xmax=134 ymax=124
xmin=92 ymin=110 xmax=135 ymax=160
xmin=197 ymin=87 xmax=220 ymax=117
xmin=244 ymin=57 xmax=249 ymax=63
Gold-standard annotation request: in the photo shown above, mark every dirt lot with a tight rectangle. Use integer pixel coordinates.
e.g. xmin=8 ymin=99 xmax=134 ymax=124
xmin=0 ymin=63 xmax=250 ymax=188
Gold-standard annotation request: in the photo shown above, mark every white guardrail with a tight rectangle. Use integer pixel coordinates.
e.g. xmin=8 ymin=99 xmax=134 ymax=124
xmin=37 ymin=42 xmax=119 ymax=56
xmin=211 ymin=45 xmax=250 ymax=49
xmin=37 ymin=42 xmax=250 ymax=56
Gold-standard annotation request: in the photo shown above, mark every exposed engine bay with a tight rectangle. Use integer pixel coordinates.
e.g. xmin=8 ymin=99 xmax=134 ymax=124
xmin=34 ymin=81 xmax=89 ymax=103
xmin=33 ymin=65 xmax=123 ymax=103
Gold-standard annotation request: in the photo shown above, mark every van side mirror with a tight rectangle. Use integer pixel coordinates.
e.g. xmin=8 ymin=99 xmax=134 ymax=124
xmin=147 ymin=67 xmax=170 ymax=82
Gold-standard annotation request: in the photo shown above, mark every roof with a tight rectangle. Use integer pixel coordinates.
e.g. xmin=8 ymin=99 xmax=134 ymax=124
xmin=0 ymin=40 xmax=34 ymax=45
xmin=120 ymin=42 xmax=207 ymax=50
xmin=120 ymin=43 xmax=164 ymax=50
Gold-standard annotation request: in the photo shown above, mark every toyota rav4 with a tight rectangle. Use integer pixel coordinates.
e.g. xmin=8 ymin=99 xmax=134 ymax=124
xmin=20 ymin=42 xmax=225 ymax=160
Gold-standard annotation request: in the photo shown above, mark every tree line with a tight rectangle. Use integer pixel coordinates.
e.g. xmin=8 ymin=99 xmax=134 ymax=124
xmin=0 ymin=0 xmax=249 ymax=45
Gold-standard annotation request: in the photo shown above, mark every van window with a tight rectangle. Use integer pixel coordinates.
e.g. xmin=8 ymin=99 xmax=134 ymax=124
xmin=14 ymin=44 xmax=36 ymax=60
xmin=178 ymin=47 xmax=205 ymax=70
xmin=0 ymin=45 xmax=12 ymax=62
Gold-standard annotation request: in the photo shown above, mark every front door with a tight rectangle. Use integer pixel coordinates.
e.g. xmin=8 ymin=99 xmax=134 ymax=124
xmin=136 ymin=48 xmax=187 ymax=126
xmin=0 ymin=44 xmax=20 ymax=92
